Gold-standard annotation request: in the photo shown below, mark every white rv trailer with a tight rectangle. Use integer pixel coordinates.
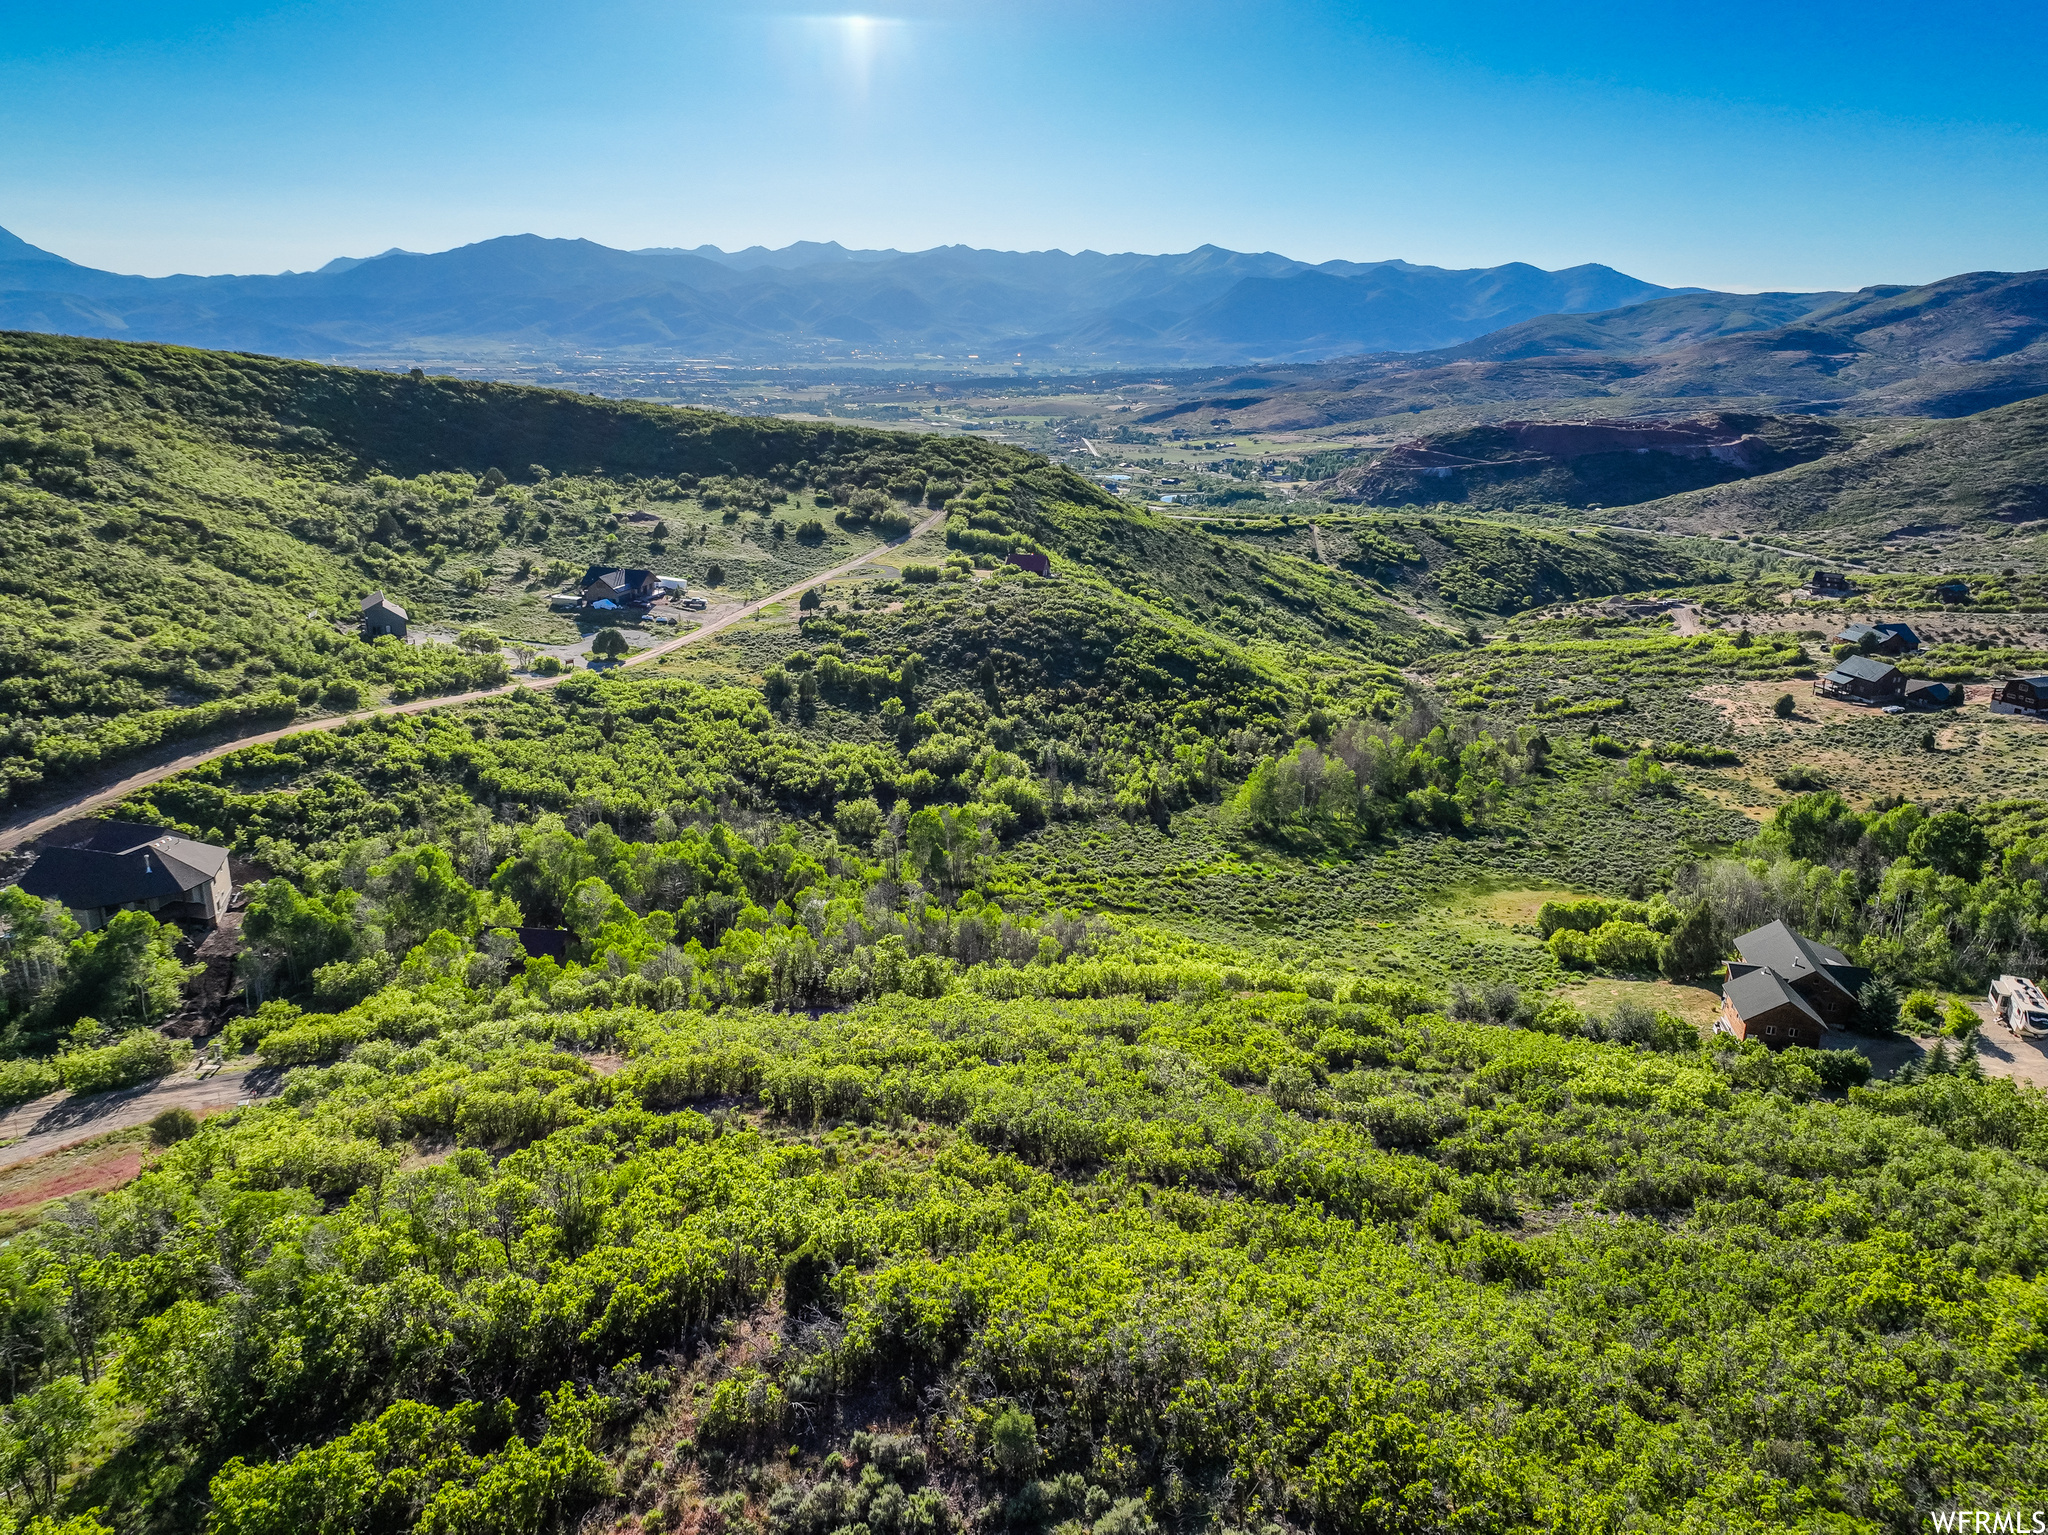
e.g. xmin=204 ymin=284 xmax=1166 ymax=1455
xmin=1988 ymin=975 xmax=2048 ymax=1038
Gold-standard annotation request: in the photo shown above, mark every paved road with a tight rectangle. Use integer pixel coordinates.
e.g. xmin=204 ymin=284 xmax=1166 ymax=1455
xmin=0 ymin=510 xmax=944 ymax=856
xmin=0 ymin=1065 xmax=284 ymax=1172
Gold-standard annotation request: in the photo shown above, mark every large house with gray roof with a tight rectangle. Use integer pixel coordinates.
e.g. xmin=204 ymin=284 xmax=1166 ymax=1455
xmin=1816 ymin=654 xmax=1905 ymax=704
xmin=17 ymin=822 xmax=232 ymax=931
xmin=1716 ymin=919 xmax=1871 ymax=1045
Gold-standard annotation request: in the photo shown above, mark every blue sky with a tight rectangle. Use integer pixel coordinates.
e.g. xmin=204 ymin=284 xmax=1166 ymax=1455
xmin=2 ymin=0 xmax=2044 ymax=290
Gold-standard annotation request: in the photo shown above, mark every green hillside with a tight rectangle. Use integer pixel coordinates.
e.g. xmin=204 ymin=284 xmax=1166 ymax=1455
xmin=0 ymin=332 xmax=1479 ymax=810
xmin=2 ymin=335 xmax=2047 ymax=1535
xmin=1583 ymin=394 xmax=2048 ymax=565
xmin=1194 ymin=510 xmax=1733 ymax=614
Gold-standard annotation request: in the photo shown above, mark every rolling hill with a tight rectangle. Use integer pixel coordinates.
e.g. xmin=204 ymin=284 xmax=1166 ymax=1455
xmin=1138 ymin=267 xmax=2048 ymax=432
xmin=1610 ymin=391 xmax=2048 ymax=560
xmin=1307 ymin=413 xmax=1859 ymax=511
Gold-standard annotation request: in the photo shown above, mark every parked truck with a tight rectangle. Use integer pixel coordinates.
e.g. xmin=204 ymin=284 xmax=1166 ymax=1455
xmin=1988 ymin=975 xmax=2048 ymax=1038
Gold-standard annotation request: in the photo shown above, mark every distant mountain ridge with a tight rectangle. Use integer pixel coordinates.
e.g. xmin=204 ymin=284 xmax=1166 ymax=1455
xmin=1156 ymin=268 xmax=2048 ymax=428
xmin=0 ymin=226 xmax=1679 ymax=365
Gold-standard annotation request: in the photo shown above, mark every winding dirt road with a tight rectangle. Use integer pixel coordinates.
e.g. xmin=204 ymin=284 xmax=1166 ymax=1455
xmin=0 ymin=510 xmax=945 ymax=855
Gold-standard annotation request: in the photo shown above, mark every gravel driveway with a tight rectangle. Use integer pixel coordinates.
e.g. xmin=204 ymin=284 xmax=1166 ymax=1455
xmin=0 ymin=1065 xmax=283 ymax=1172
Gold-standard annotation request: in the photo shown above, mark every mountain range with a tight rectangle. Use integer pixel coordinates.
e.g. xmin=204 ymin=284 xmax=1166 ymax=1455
xmin=1160 ymin=267 xmax=2048 ymax=425
xmin=0 ymin=225 xmax=1677 ymax=365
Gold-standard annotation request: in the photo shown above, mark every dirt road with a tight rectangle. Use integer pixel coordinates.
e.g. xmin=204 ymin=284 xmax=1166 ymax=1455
xmin=0 ymin=1064 xmax=284 ymax=1172
xmin=0 ymin=510 xmax=944 ymax=855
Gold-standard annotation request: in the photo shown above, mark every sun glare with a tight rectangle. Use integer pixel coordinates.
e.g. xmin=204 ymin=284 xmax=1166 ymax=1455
xmin=815 ymin=13 xmax=900 ymax=95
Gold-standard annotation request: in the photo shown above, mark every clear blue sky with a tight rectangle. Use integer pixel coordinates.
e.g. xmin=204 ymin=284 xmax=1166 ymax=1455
xmin=3 ymin=0 xmax=2045 ymax=291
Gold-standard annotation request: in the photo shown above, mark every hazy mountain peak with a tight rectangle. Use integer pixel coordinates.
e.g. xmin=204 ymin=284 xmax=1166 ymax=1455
xmin=0 ymin=225 xmax=79 ymax=267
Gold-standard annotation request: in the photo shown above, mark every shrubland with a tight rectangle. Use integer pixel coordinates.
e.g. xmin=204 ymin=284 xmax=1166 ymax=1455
xmin=2 ymin=337 xmax=2046 ymax=1535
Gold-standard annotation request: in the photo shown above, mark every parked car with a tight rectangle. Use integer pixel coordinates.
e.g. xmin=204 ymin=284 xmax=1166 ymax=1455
xmin=1881 ymin=705 xmax=1906 ymax=715
xmin=682 ymin=596 xmax=708 ymax=610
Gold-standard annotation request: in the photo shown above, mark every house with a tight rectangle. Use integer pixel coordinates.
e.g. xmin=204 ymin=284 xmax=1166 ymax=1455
xmin=580 ymin=566 xmax=655 ymax=606
xmin=1718 ymin=966 xmax=1828 ymax=1049
xmin=495 ymin=926 xmax=570 ymax=963
xmin=1726 ymin=919 xmax=1870 ymax=1034
xmin=1936 ymin=579 xmax=1971 ymax=602
xmin=1904 ymin=679 xmax=1954 ymax=708
xmin=361 ymin=592 xmax=408 ymax=638
xmin=1991 ymin=675 xmax=2048 ymax=718
xmin=1811 ymin=570 xmax=1857 ymax=596
xmin=1005 ymin=551 xmax=1052 ymax=577
xmin=1816 ymin=654 xmax=1905 ymax=703
xmin=1835 ymin=621 xmax=1919 ymax=655
xmin=18 ymin=822 xmax=232 ymax=931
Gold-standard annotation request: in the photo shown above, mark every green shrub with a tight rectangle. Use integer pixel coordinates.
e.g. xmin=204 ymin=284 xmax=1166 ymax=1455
xmin=58 ymin=1033 xmax=189 ymax=1094
xmin=148 ymin=1106 xmax=200 ymax=1145
xmin=260 ymin=1019 xmax=370 ymax=1067
xmin=0 ymin=1056 xmax=60 ymax=1108
xmin=903 ymin=564 xmax=942 ymax=584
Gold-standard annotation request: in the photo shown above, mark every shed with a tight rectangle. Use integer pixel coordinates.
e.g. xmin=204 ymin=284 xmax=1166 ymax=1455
xmin=1936 ymin=579 xmax=1971 ymax=601
xmin=361 ymin=592 xmax=408 ymax=639
xmin=1006 ymin=551 xmax=1052 ymax=577
xmin=1817 ymin=654 xmax=1904 ymax=703
xmin=1904 ymin=679 xmax=1953 ymax=707
xmin=18 ymin=821 xmax=232 ymax=931
xmin=1811 ymin=570 xmax=1857 ymax=595
xmin=496 ymin=926 xmax=570 ymax=963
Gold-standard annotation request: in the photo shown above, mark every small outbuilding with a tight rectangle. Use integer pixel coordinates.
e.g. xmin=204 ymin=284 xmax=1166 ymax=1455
xmin=1811 ymin=570 xmax=1857 ymax=596
xmin=18 ymin=821 xmax=232 ymax=931
xmin=361 ymin=592 xmax=408 ymax=639
xmin=1936 ymin=579 xmax=1971 ymax=602
xmin=1904 ymin=679 xmax=1954 ymax=708
xmin=1005 ymin=551 xmax=1052 ymax=577
xmin=1816 ymin=654 xmax=1905 ymax=703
